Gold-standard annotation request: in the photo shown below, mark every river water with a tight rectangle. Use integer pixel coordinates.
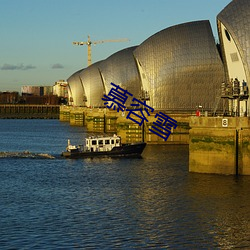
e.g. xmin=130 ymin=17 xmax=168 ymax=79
xmin=0 ymin=119 xmax=250 ymax=249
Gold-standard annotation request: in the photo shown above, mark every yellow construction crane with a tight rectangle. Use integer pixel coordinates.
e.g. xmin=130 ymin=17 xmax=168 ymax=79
xmin=73 ymin=35 xmax=129 ymax=66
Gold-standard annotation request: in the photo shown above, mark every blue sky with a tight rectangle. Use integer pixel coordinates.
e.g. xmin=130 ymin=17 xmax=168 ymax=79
xmin=0 ymin=0 xmax=232 ymax=92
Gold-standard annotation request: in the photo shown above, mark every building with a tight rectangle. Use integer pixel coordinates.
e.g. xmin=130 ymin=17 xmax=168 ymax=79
xmin=0 ymin=92 xmax=19 ymax=104
xmin=79 ymin=61 xmax=104 ymax=108
xmin=67 ymin=69 xmax=85 ymax=106
xmin=21 ymin=85 xmax=58 ymax=105
xmin=67 ymin=21 xmax=225 ymax=113
xmin=133 ymin=20 xmax=224 ymax=112
xmin=21 ymin=86 xmax=53 ymax=96
xmin=217 ymin=0 xmax=250 ymax=116
xmin=67 ymin=0 xmax=249 ymax=116
xmin=53 ymin=80 xmax=68 ymax=98
xmin=68 ymin=47 xmax=142 ymax=108
xmin=98 ymin=46 xmax=141 ymax=108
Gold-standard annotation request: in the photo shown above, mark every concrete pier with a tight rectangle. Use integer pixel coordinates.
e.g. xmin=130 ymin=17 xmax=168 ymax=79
xmin=189 ymin=117 xmax=250 ymax=175
xmin=59 ymin=106 xmax=190 ymax=144
xmin=59 ymin=105 xmax=71 ymax=122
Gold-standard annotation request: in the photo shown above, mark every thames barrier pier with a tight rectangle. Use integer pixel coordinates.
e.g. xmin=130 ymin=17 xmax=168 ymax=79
xmin=59 ymin=106 xmax=190 ymax=144
xmin=189 ymin=117 xmax=250 ymax=175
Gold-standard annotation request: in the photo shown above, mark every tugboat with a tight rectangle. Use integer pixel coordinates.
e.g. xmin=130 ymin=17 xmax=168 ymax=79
xmin=61 ymin=134 xmax=146 ymax=158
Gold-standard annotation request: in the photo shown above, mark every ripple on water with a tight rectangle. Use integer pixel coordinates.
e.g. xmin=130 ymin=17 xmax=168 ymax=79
xmin=0 ymin=120 xmax=250 ymax=249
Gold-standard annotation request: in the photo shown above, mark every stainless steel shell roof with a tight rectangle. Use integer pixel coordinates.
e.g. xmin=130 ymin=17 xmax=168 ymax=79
xmin=133 ymin=20 xmax=225 ymax=111
xmin=217 ymin=0 xmax=250 ymax=83
xmin=79 ymin=61 xmax=104 ymax=108
xmin=99 ymin=46 xmax=141 ymax=107
xmin=67 ymin=69 xmax=85 ymax=106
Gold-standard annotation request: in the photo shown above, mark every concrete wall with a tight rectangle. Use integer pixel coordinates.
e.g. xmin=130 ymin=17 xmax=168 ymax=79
xmin=59 ymin=106 xmax=189 ymax=144
xmin=0 ymin=105 xmax=59 ymax=119
xmin=189 ymin=117 xmax=250 ymax=175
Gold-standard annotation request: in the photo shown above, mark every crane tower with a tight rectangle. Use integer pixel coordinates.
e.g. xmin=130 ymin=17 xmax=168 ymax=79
xmin=73 ymin=35 xmax=129 ymax=66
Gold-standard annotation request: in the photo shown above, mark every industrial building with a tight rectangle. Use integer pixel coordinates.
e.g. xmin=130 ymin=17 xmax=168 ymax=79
xmin=21 ymin=86 xmax=53 ymax=96
xmin=98 ymin=46 xmax=141 ymax=108
xmin=217 ymin=0 xmax=250 ymax=116
xmin=53 ymin=80 xmax=68 ymax=99
xmin=0 ymin=92 xmax=19 ymax=104
xmin=79 ymin=61 xmax=104 ymax=108
xmin=67 ymin=69 xmax=85 ymax=106
xmin=15 ymin=81 xmax=68 ymax=105
xmin=67 ymin=0 xmax=249 ymax=116
xmin=133 ymin=20 xmax=224 ymax=112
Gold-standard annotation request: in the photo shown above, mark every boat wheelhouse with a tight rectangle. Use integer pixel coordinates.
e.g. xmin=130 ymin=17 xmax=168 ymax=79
xmin=85 ymin=134 xmax=121 ymax=152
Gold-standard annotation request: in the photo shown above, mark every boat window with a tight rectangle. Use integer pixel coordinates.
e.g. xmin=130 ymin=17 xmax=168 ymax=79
xmin=98 ymin=140 xmax=103 ymax=145
xmin=116 ymin=139 xmax=120 ymax=144
xmin=92 ymin=140 xmax=97 ymax=145
xmin=105 ymin=140 xmax=110 ymax=144
xmin=111 ymin=139 xmax=114 ymax=144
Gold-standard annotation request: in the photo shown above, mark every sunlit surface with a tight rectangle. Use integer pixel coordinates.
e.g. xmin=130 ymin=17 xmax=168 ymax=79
xmin=0 ymin=120 xmax=249 ymax=249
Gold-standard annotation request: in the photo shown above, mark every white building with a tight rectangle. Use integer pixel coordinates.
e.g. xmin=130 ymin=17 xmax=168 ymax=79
xmin=53 ymin=80 xmax=68 ymax=98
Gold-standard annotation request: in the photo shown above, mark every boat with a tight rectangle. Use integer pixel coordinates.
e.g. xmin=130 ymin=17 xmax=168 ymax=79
xmin=61 ymin=134 xmax=146 ymax=158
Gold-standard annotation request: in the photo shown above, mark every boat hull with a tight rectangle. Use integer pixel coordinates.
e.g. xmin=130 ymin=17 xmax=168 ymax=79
xmin=62 ymin=142 xmax=146 ymax=159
